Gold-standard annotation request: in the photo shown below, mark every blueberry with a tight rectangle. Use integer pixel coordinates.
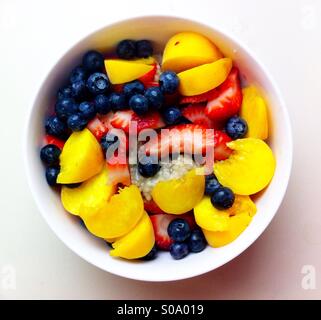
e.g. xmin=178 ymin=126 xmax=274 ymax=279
xmin=57 ymin=86 xmax=72 ymax=100
xmin=82 ymin=50 xmax=104 ymax=72
xmin=40 ymin=144 xmax=61 ymax=165
xmin=142 ymin=245 xmax=158 ymax=261
xmin=159 ymin=71 xmax=179 ymax=94
xmin=65 ymin=183 xmax=82 ymax=188
xmin=129 ymin=94 xmax=149 ymax=115
xmin=70 ymin=66 xmax=87 ymax=83
xmin=205 ymin=174 xmax=221 ymax=196
xmin=67 ymin=114 xmax=88 ymax=132
xmin=225 ymin=116 xmax=248 ymax=139
xmin=55 ymin=97 xmax=78 ymax=120
xmin=116 ymin=39 xmax=136 ymax=59
xmin=45 ymin=166 xmax=60 ymax=186
xmin=144 ymin=86 xmax=164 ymax=109
xmin=71 ymin=80 xmax=86 ymax=99
xmin=123 ymin=80 xmax=145 ymax=99
xmin=108 ymin=92 xmax=127 ymax=111
xmin=167 ymin=219 xmax=191 ymax=242
xmin=177 ymin=117 xmax=192 ymax=124
xmin=211 ymin=187 xmax=235 ymax=210
xmin=162 ymin=106 xmax=182 ymax=125
xmin=86 ymin=72 xmax=110 ymax=95
xmin=138 ymin=156 xmax=161 ymax=178
xmin=94 ymin=94 xmax=112 ymax=114
xmin=78 ymin=101 xmax=96 ymax=120
xmin=136 ymin=40 xmax=153 ymax=58
xmin=188 ymin=229 xmax=207 ymax=253
xmin=100 ymin=133 xmax=119 ymax=154
xmin=170 ymin=242 xmax=189 ymax=260
xmin=45 ymin=115 xmax=68 ymax=139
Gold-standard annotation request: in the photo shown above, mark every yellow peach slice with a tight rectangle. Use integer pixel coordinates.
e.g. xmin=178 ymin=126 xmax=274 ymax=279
xmin=57 ymin=129 xmax=104 ymax=184
xmin=162 ymin=32 xmax=223 ymax=73
xmin=61 ymin=167 xmax=116 ymax=216
xmin=229 ymin=195 xmax=257 ymax=217
xmin=80 ymin=185 xmax=144 ymax=239
xmin=152 ymin=169 xmax=205 ymax=215
xmin=203 ymin=213 xmax=252 ymax=247
xmin=214 ymin=138 xmax=276 ymax=195
xmin=194 ymin=196 xmax=230 ymax=232
xmin=133 ymin=57 xmax=157 ymax=65
xmin=240 ymin=86 xmax=269 ymax=140
xmin=110 ymin=211 xmax=155 ymax=259
xmin=104 ymin=59 xmax=153 ymax=84
xmin=177 ymin=58 xmax=232 ymax=96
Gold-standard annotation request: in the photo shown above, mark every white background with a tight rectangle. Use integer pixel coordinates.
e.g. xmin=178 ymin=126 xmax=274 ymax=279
xmin=1 ymin=0 xmax=321 ymax=299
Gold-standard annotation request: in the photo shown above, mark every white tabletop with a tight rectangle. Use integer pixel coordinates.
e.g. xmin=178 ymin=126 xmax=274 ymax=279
xmin=1 ymin=0 xmax=321 ymax=299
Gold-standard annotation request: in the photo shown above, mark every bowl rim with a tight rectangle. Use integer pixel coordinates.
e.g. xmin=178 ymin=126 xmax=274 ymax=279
xmin=23 ymin=14 xmax=293 ymax=282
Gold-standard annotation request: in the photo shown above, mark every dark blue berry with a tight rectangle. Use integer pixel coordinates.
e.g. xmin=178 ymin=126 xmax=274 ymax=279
xmin=116 ymin=39 xmax=136 ymax=59
xmin=45 ymin=166 xmax=60 ymax=186
xmin=144 ymin=86 xmax=164 ymax=109
xmin=211 ymin=187 xmax=235 ymax=210
xmin=67 ymin=114 xmax=88 ymax=132
xmin=142 ymin=245 xmax=158 ymax=261
xmin=71 ymin=80 xmax=86 ymax=99
xmin=55 ymin=98 xmax=78 ymax=120
xmin=70 ymin=66 xmax=87 ymax=83
xmin=188 ymin=229 xmax=207 ymax=253
xmin=178 ymin=117 xmax=192 ymax=124
xmin=82 ymin=50 xmax=104 ymax=72
xmin=100 ymin=133 xmax=119 ymax=154
xmin=136 ymin=40 xmax=153 ymax=58
xmin=138 ymin=156 xmax=161 ymax=178
xmin=45 ymin=116 xmax=68 ymax=139
xmin=159 ymin=71 xmax=179 ymax=94
xmin=170 ymin=242 xmax=189 ymax=260
xmin=57 ymin=86 xmax=72 ymax=100
xmin=129 ymin=94 xmax=149 ymax=115
xmin=94 ymin=94 xmax=112 ymax=114
xmin=167 ymin=219 xmax=191 ymax=242
xmin=40 ymin=144 xmax=61 ymax=165
xmin=123 ymin=80 xmax=145 ymax=99
xmin=86 ymin=72 xmax=110 ymax=95
xmin=78 ymin=101 xmax=96 ymax=120
xmin=225 ymin=116 xmax=248 ymax=139
xmin=108 ymin=92 xmax=127 ymax=111
xmin=162 ymin=106 xmax=182 ymax=125
xmin=65 ymin=183 xmax=82 ymax=188
xmin=205 ymin=174 xmax=221 ymax=196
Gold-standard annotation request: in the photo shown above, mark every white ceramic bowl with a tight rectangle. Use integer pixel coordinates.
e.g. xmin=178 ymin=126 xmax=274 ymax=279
xmin=24 ymin=16 xmax=292 ymax=282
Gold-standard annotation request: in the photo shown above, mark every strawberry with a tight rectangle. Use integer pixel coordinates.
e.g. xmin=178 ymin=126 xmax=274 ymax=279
xmin=144 ymin=199 xmax=166 ymax=215
xmin=98 ymin=111 xmax=114 ymax=130
xmin=150 ymin=214 xmax=175 ymax=250
xmin=139 ymin=63 xmax=157 ymax=86
xmin=205 ymin=68 xmax=243 ymax=121
xmin=143 ymin=124 xmax=215 ymax=157
xmin=110 ymin=110 xmax=165 ymax=133
xmin=214 ymin=130 xmax=233 ymax=160
xmin=179 ymin=87 xmax=218 ymax=104
xmin=144 ymin=81 xmax=159 ymax=89
xmin=181 ymin=104 xmax=216 ymax=128
xmin=87 ymin=116 xmax=109 ymax=140
xmin=44 ymin=134 xmax=65 ymax=149
xmin=106 ymin=160 xmax=131 ymax=186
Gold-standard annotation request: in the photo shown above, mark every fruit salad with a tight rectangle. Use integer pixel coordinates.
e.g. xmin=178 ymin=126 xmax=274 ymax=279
xmin=40 ymin=32 xmax=276 ymax=261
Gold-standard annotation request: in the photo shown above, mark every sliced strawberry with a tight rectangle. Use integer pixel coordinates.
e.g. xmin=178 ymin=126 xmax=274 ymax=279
xmin=106 ymin=160 xmax=131 ymax=186
xmin=144 ymin=199 xmax=166 ymax=215
xmin=98 ymin=111 xmax=114 ymax=130
xmin=87 ymin=116 xmax=109 ymax=141
xmin=205 ymin=68 xmax=242 ymax=121
xmin=139 ymin=63 xmax=157 ymax=86
xmin=143 ymin=124 xmax=215 ymax=157
xmin=181 ymin=104 xmax=216 ymax=128
xmin=214 ymin=130 xmax=232 ymax=161
xmin=44 ymin=135 xmax=65 ymax=149
xmin=150 ymin=214 xmax=175 ymax=250
xmin=144 ymin=81 xmax=159 ymax=89
xmin=110 ymin=110 xmax=165 ymax=133
xmin=179 ymin=87 xmax=218 ymax=104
